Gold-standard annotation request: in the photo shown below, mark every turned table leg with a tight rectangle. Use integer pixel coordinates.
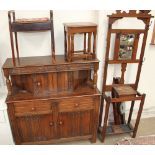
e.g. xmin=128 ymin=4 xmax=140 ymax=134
xmin=93 ymin=63 xmax=98 ymax=88
xmin=93 ymin=31 xmax=96 ymax=59
xmin=71 ymin=34 xmax=74 ymax=61
xmin=4 ymin=70 xmax=12 ymax=95
xmin=64 ymin=27 xmax=67 ymax=60
xmin=67 ymin=34 xmax=71 ymax=62
xmin=132 ymin=94 xmax=146 ymax=138
xmin=101 ymin=97 xmax=111 ymax=142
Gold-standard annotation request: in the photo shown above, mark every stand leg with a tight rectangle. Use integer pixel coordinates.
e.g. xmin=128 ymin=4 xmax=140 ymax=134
xmin=101 ymin=98 xmax=110 ymax=142
xmin=67 ymin=35 xmax=71 ymax=62
xmin=91 ymin=96 xmax=100 ymax=143
xmin=132 ymin=94 xmax=146 ymax=138
xmin=128 ymin=101 xmax=135 ymax=124
xmin=99 ymin=96 xmax=104 ymax=128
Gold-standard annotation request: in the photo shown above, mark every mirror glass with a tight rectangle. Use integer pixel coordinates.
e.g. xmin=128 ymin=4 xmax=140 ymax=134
xmin=118 ymin=34 xmax=135 ymax=60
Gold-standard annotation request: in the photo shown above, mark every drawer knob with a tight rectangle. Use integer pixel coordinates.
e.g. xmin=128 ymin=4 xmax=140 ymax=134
xmin=75 ymin=103 xmax=79 ymax=107
xmin=49 ymin=122 xmax=54 ymax=126
xmin=59 ymin=121 xmax=63 ymax=125
xmin=31 ymin=107 xmax=35 ymax=111
xmin=37 ymin=82 xmax=41 ymax=86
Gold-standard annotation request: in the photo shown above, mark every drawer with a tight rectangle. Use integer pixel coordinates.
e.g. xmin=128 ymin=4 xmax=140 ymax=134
xmin=14 ymin=100 xmax=52 ymax=116
xmin=59 ymin=96 xmax=94 ymax=112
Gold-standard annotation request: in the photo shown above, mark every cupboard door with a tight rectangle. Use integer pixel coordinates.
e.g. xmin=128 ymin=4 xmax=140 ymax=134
xmin=57 ymin=110 xmax=93 ymax=138
xmin=16 ymin=114 xmax=55 ymax=143
xmin=33 ymin=73 xmax=48 ymax=96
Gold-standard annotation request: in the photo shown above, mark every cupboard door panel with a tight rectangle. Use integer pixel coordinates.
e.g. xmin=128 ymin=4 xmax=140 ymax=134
xmin=57 ymin=72 xmax=69 ymax=91
xmin=33 ymin=73 xmax=48 ymax=95
xmin=58 ymin=110 xmax=93 ymax=138
xmin=16 ymin=114 xmax=55 ymax=143
xmin=47 ymin=72 xmax=58 ymax=92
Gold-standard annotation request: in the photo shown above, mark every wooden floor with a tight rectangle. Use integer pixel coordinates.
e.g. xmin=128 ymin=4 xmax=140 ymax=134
xmin=61 ymin=117 xmax=155 ymax=145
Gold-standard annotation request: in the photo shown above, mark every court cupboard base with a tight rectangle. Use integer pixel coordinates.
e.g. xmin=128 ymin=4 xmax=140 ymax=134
xmin=3 ymin=55 xmax=101 ymax=144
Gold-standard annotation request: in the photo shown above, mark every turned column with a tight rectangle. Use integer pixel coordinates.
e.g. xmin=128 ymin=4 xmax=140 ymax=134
xmin=71 ymin=34 xmax=74 ymax=61
xmin=64 ymin=27 xmax=67 ymax=60
xmin=3 ymin=69 xmax=12 ymax=95
xmin=93 ymin=63 xmax=99 ymax=88
xmin=93 ymin=31 xmax=97 ymax=59
xmin=67 ymin=34 xmax=71 ymax=62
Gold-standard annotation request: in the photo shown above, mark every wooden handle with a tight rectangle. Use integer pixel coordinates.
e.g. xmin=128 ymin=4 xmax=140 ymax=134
xmin=31 ymin=107 xmax=35 ymax=111
xmin=75 ymin=103 xmax=79 ymax=107
xmin=37 ymin=82 xmax=41 ymax=86
xmin=49 ymin=122 xmax=54 ymax=126
xmin=59 ymin=121 xmax=63 ymax=125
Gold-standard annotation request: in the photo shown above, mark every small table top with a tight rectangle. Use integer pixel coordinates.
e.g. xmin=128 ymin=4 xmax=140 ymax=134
xmin=64 ymin=22 xmax=97 ymax=33
xmin=113 ymin=85 xmax=137 ymax=97
xmin=64 ymin=22 xmax=97 ymax=28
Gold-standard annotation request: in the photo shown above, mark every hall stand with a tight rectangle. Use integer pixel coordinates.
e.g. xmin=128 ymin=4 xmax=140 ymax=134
xmin=98 ymin=10 xmax=153 ymax=142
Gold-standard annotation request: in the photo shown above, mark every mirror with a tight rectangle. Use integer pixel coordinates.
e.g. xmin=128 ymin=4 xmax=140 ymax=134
xmin=118 ymin=34 xmax=135 ymax=60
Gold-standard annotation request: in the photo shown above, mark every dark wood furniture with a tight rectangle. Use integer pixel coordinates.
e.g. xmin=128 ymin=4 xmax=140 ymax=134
xmin=3 ymin=11 xmax=101 ymax=144
xmin=98 ymin=10 xmax=152 ymax=142
xmin=64 ymin=22 xmax=97 ymax=62
xmin=8 ymin=10 xmax=55 ymax=66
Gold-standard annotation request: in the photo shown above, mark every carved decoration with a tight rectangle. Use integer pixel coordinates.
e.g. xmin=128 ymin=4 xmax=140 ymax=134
xmin=110 ymin=10 xmax=151 ymax=17
xmin=99 ymin=10 xmax=152 ymax=143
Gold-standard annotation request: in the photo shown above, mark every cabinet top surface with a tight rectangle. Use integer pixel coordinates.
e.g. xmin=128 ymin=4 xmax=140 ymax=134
xmin=64 ymin=22 xmax=97 ymax=28
xmin=3 ymin=55 xmax=99 ymax=69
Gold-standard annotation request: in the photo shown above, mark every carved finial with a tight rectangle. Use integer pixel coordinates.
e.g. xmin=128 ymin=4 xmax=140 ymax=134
xmin=116 ymin=10 xmax=121 ymax=13
xmin=139 ymin=10 xmax=151 ymax=14
xmin=108 ymin=10 xmax=152 ymax=19
xmin=129 ymin=10 xmax=137 ymax=14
